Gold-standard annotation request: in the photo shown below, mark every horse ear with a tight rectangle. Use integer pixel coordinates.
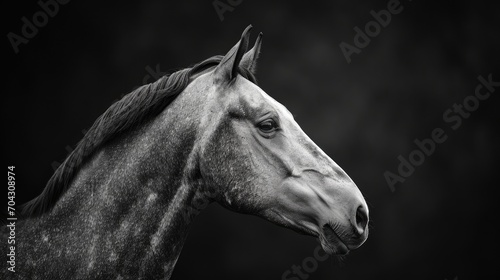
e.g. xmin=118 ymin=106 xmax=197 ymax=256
xmin=214 ymin=25 xmax=252 ymax=83
xmin=240 ymin=32 xmax=263 ymax=75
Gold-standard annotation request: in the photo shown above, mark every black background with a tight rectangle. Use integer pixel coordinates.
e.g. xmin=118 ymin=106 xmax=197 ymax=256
xmin=4 ymin=0 xmax=500 ymax=279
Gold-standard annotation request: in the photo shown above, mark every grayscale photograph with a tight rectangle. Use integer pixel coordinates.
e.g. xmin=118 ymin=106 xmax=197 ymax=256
xmin=3 ymin=0 xmax=499 ymax=279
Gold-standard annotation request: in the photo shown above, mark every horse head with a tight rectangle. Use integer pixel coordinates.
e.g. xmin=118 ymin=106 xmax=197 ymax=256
xmin=191 ymin=26 xmax=369 ymax=255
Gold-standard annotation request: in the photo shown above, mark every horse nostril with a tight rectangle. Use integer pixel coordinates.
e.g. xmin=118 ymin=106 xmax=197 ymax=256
xmin=355 ymin=205 xmax=368 ymax=235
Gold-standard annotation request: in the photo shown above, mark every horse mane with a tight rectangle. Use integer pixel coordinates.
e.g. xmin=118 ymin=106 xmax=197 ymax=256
xmin=21 ymin=55 xmax=257 ymax=218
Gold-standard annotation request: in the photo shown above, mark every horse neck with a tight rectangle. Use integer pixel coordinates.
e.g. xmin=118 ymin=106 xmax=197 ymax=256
xmin=36 ymin=95 xmax=207 ymax=278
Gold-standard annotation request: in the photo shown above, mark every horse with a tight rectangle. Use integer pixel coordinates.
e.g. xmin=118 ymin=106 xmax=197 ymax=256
xmin=1 ymin=25 xmax=369 ymax=279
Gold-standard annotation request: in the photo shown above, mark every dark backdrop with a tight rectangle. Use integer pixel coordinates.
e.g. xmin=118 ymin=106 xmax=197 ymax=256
xmin=4 ymin=0 xmax=500 ymax=279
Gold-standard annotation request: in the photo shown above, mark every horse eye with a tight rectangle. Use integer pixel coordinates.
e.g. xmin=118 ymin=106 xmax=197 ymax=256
xmin=258 ymin=119 xmax=278 ymax=133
